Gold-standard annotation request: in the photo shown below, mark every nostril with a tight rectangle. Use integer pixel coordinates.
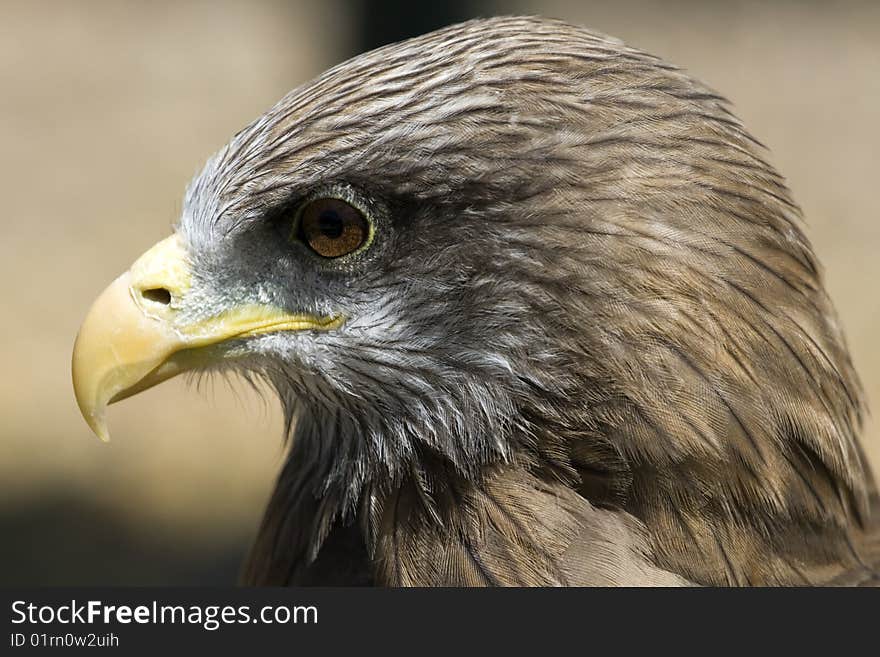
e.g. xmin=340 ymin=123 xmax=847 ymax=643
xmin=141 ymin=287 xmax=172 ymax=305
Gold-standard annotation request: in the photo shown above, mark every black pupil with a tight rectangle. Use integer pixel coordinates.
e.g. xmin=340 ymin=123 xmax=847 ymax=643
xmin=317 ymin=210 xmax=344 ymax=239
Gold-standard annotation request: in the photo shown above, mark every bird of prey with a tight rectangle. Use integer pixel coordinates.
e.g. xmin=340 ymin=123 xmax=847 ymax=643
xmin=72 ymin=16 xmax=878 ymax=586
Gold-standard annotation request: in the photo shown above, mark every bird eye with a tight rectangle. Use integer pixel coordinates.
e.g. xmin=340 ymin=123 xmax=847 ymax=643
xmin=296 ymin=197 xmax=370 ymax=259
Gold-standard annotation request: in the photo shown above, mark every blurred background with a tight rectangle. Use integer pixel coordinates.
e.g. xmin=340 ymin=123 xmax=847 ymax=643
xmin=1 ymin=0 xmax=877 ymax=584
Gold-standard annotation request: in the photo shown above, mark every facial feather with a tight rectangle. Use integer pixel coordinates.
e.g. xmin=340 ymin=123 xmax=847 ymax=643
xmin=174 ymin=16 xmax=870 ymax=585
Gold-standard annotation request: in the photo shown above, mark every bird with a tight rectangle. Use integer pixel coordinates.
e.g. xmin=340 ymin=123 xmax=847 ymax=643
xmin=72 ymin=15 xmax=879 ymax=586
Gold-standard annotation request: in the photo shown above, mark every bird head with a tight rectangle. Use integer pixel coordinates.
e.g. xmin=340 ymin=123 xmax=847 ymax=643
xmin=72 ymin=17 xmax=867 ymax=539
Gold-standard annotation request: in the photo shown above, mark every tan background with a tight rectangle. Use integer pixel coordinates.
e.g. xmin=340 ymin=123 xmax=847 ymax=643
xmin=1 ymin=0 xmax=877 ymax=583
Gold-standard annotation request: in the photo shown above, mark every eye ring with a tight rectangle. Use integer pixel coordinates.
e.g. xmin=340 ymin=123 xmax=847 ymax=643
xmin=291 ymin=192 xmax=374 ymax=260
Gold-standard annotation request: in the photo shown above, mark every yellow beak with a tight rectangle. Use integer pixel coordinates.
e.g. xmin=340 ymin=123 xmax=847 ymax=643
xmin=72 ymin=234 xmax=342 ymax=441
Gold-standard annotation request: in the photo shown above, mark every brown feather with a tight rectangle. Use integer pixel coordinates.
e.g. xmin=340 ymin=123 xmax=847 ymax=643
xmin=211 ymin=16 xmax=879 ymax=586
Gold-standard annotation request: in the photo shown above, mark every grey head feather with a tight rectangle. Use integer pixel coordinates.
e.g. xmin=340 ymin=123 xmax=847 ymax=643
xmin=175 ymin=16 xmax=872 ymax=585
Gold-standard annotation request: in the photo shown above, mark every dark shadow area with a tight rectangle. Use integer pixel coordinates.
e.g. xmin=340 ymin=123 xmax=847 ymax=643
xmin=0 ymin=496 xmax=250 ymax=586
xmin=349 ymin=0 xmax=475 ymax=54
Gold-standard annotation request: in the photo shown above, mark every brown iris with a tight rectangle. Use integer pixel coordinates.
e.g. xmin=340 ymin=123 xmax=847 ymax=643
xmin=297 ymin=198 xmax=370 ymax=258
